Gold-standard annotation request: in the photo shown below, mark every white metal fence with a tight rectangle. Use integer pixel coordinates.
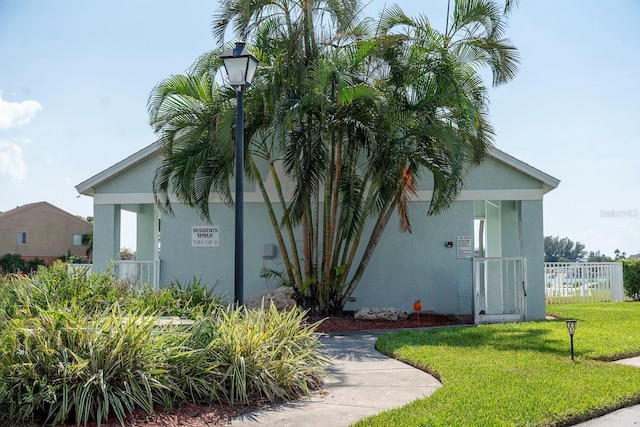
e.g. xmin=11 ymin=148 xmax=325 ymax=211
xmin=67 ymin=263 xmax=94 ymax=276
xmin=113 ymin=260 xmax=160 ymax=290
xmin=67 ymin=261 xmax=159 ymax=290
xmin=545 ymin=262 xmax=623 ymax=303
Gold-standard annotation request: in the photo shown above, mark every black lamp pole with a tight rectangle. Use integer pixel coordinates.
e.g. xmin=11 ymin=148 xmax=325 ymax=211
xmin=220 ymin=41 xmax=259 ymax=306
xmin=234 ymin=86 xmax=245 ymax=306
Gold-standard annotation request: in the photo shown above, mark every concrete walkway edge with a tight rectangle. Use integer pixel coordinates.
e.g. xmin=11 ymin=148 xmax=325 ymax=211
xmin=230 ymin=331 xmax=441 ymax=426
xmin=230 ymin=332 xmax=640 ymax=426
xmin=573 ymin=356 xmax=640 ymax=426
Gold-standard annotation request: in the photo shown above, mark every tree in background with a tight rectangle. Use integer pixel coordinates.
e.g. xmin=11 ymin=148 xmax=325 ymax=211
xmin=544 ymin=236 xmax=587 ymax=262
xmin=547 ymin=237 xmax=626 ymax=263
xmin=149 ymin=0 xmax=520 ymax=314
xmin=586 ymin=250 xmax=612 ymax=262
xmin=119 ymin=248 xmax=135 ymax=260
xmin=614 ymin=249 xmax=627 ymax=260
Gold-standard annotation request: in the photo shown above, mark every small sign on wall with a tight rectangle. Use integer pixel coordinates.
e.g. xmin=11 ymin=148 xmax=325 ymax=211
xmin=192 ymin=226 xmax=219 ymax=247
xmin=457 ymin=235 xmax=472 ymax=258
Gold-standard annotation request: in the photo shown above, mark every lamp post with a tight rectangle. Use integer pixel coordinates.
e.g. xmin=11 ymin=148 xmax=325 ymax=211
xmin=220 ymin=41 xmax=259 ymax=306
xmin=566 ymin=319 xmax=577 ymax=361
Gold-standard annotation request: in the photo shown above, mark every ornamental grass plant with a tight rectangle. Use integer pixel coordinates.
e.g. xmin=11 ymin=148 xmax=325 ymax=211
xmin=172 ymin=305 xmax=328 ymax=406
xmin=0 ymin=265 xmax=327 ymax=426
xmin=359 ymin=303 xmax=640 ymax=427
xmin=0 ymin=262 xmax=225 ymax=320
xmin=0 ymin=306 xmax=177 ymax=426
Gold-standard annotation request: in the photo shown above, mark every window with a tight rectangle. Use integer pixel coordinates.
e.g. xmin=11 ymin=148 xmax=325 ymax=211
xmin=17 ymin=231 xmax=27 ymax=245
xmin=73 ymin=234 xmax=90 ymax=246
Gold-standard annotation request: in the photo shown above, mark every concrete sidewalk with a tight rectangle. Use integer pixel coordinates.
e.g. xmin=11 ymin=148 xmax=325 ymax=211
xmin=573 ymin=356 xmax=640 ymax=426
xmin=231 ymin=332 xmax=640 ymax=426
xmin=230 ymin=331 xmax=441 ymax=426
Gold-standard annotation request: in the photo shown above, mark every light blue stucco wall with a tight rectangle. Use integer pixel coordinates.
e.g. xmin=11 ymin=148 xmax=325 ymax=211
xmin=93 ymin=204 xmax=120 ymax=271
xmin=521 ymin=200 xmax=545 ymax=319
xmin=96 ymin=158 xmax=159 ymax=193
xmin=465 ymin=157 xmax=542 ymax=190
xmin=344 ymin=201 xmax=474 ymax=314
xmin=501 ymin=201 xmax=522 ymax=257
xmin=86 ymin=149 xmax=554 ymax=320
xmin=153 ymin=197 xmax=547 ymax=318
xmin=155 ymin=202 xmax=277 ymax=299
xmin=135 ymin=204 xmax=156 ymax=261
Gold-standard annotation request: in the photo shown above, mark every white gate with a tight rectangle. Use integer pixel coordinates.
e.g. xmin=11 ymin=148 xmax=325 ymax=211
xmin=474 ymin=257 xmax=527 ymax=324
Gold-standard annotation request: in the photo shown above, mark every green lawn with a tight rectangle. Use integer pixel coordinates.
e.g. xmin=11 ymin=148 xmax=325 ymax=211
xmin=355 ymin=303 xmax=640 ymax=427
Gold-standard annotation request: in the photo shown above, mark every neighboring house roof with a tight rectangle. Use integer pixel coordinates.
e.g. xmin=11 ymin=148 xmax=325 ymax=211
xmin=0 ymin=201 xmax=91 ymax=225
xmin=628 ymin=253 xmax=640 ymax=260
xmin=75 ymin=142 xmax=560 ymax=196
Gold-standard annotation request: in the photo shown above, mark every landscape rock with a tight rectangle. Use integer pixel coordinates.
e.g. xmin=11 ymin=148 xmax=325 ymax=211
xmin=354 ymin=307 xmax=411 ymax=321
xmin=244 ymin=286 xmax=296 ymax=311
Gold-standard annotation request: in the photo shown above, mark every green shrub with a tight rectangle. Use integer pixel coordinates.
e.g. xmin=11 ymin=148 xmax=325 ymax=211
xmin=175 ymin=305 xmax=328 ymax=405
xmin=0 ymin=268 xmax=328 ymax=425
xmin=0 ymin=254 xmax=46 ymax=274
xmin=0 ymin=264 xmax=224 ymax=320
xmin=621 ymin=260 xmax=640 ymax=300
xmin=0 ymin=306 xmax=180 ymax=426
xmin=132 ymin=276 xmax=224 ymax=318
xmin=26 ymin=257 xmax=47 ymax=272
xmin=0 ymin=262 xmax=133 ymax=319
xmin=0 ymin=253 xmax=26 ymax=274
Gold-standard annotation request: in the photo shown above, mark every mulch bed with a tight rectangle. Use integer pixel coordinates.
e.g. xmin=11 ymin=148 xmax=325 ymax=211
xmin=313 ymin=312 xmax=469 ymax=333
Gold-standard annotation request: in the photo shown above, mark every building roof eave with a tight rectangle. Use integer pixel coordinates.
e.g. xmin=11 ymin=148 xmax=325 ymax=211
xmin=75 ymin=143 xmax=561 ymax=198
xmin=488 ymin=147 xmax=560 ymax=194
xmin=75 ymin=141 xmax=161 ymax=196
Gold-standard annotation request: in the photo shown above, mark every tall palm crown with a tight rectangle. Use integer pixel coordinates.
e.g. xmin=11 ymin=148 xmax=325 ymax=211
xmin=148 ymin=0 xmax=519 ymax=313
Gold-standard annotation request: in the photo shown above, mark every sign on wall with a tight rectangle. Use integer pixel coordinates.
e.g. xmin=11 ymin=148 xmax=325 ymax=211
xmin=192 ymin=226 xmax=219 ymax=247
xmin=457 ymin=235 xmax=472 ymax=258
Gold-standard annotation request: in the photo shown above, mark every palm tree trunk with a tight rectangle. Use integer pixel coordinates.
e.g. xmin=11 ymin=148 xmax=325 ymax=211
xmin=322 ymin=128 xmax=334 ymax=287
xmin=248 ymin=156 xmax=298 ymax=288
xmin=265 ymin=153 xmax=304 ymax=288
xmin=329 ymin=86 xmax=344 ymax=281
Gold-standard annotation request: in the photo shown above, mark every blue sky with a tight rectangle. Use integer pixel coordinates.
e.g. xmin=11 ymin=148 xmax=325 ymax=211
xmin=1 ymin=1 xmax=639 ymax=257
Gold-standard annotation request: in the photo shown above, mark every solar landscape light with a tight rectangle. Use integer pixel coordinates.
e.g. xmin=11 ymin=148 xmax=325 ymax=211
xmin=566 ymin=319 xmax=577 ymax=361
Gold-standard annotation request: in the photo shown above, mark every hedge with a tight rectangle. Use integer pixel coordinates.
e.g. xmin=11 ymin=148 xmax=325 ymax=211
xmin=621 ymin=259 xmax=640 ymax=300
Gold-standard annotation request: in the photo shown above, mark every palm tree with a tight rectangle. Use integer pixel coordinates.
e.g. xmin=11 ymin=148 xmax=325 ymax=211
xmin=339 ymin=0 xmax=520 ymax=305
xmin=148 ymin=0 xmax=519 ymax=314
xmin=148 ymin=65 xmax=237 ymax=220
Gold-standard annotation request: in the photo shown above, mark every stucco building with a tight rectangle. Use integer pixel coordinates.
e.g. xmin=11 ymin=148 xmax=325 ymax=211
xmin=76 ymin=143 xmax=559 ymax=323
xmin=0 ymin=202 xmax=92 ymax=265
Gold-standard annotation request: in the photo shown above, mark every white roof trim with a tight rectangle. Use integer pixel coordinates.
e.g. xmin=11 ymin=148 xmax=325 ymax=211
xmin=76 ymin=142 xmax=560 ymax=197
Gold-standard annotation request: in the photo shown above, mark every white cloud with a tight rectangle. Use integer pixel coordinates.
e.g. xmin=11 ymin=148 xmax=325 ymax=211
xmin=0 ymin=139 xmax=27 ymax=180
xmin=0 ymin=92 xmax=42 ymax=130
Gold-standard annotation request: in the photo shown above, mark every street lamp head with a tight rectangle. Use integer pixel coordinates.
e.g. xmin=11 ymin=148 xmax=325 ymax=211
xmin=566 ymin=319 xmax=577 ymax=336
xmin=220 ymin=41 xmax=259 ymax=89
